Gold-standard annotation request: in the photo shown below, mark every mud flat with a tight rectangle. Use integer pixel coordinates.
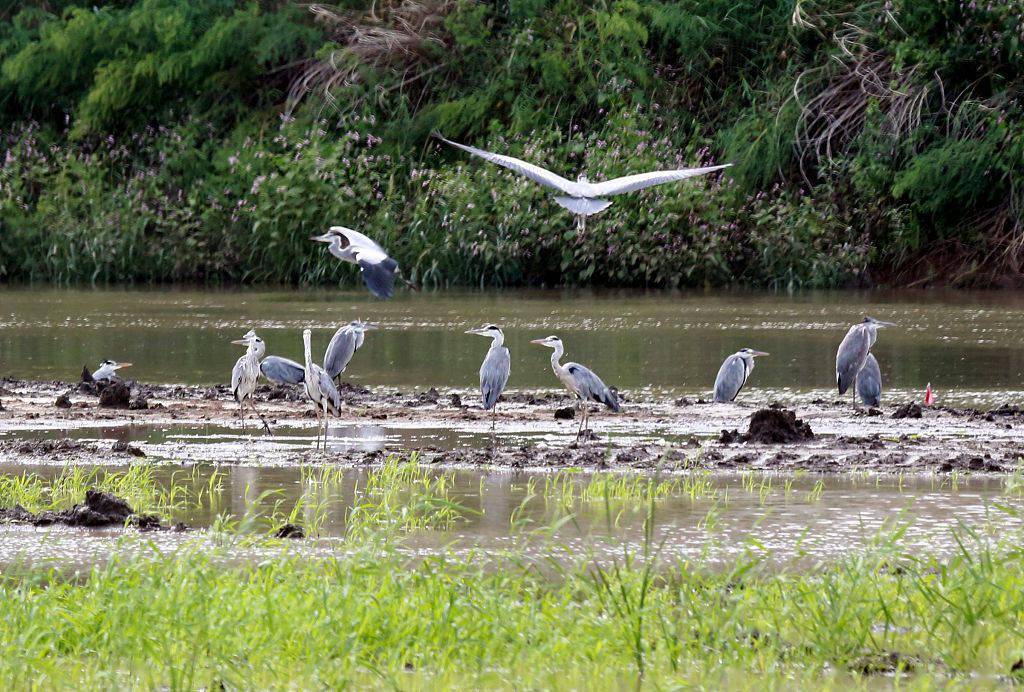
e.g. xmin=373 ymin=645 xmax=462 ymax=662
xmin=0 ymin=378 xmax=1021 ymax=474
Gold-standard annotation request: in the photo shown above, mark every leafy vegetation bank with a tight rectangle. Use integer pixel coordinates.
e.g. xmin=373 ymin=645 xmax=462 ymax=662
xmin=1 ymin=0 xmax=1021 ymax=289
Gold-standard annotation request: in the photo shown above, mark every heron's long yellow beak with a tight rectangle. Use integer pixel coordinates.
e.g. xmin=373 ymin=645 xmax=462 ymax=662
xmin=529 ymin=338 xmax=547 ymax=345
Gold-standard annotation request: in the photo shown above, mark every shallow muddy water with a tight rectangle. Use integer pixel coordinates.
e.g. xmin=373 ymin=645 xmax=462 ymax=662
xmin=0 ymin=463 xmax=1019 ymax=569
xmin=3 ymin=286 xmax=1024 ymax=405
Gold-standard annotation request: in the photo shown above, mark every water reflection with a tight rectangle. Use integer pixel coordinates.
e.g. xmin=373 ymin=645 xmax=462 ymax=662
xmin=2 ymin=287 xmax=1024 ymax=401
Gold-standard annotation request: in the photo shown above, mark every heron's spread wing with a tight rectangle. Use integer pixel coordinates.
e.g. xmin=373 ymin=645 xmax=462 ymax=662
xmin=589 ymin=164 xmax=732 ymax=197
xmin=333 ymin=227 xmax=387 ymax=256
xmin=836 ymin=325 xmax=870 ymax=394
xmin=358 ymin=257 xmax=399 ymax=300
xmin=438 ymin=136 xmax=579 ymax=195
xmin=260 ymin=356 xmax=305 ymax=385
xmin=713 ymin=355 xmax=746 ymax=403
xmin=479 ymin=347 xmax=511 ymax=410
xmin=566 ymin=362 xmax=620 ymax=411
xmin=324 ymin=327 xmax=358 ymax=379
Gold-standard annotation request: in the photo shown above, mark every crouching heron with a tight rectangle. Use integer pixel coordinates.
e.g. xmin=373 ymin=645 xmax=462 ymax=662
xmin=302 ymin=328 xmax=341 ymax=449
xmin=530 ymin=335 xmax=619 ymax=438
xmin=324 ymin=320 xmax=376 ymax=383
xmin=856 ymin=352 xmax=882 ymax=407
xmin=713 ymin=348 xmax=769 ymax=403
xmin=836 ymin=317 xmax=894 ymax=400
xmin=91 ymin=360 xmax=132 ymax=382
xmin=466 ymin=324 xmax=510 ymax=427
xmin=230 ymin=330 xmax=272 ymax=434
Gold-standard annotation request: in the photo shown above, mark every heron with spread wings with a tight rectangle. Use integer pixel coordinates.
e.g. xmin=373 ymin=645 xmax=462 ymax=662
xmin=436 ymin=134 xmax=732 ymax=230
xmin=311 ymin=226 xmax=412 ymax=300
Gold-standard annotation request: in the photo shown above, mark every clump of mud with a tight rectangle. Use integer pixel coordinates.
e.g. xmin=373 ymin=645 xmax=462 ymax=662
xmin=554 ymin=406 xmax=575 ymax=420
xmin=892 ymin=403 xmax=923 ymax=419
xmin=273 ymin=523 xmax=305 ymax=539
xmin=0 ymin=489 xmax=183 ymax=531
xmin=720 ymin=408 xmax=814 ymax=444
xmin=99 ymin=381 xmax=131 ymax=408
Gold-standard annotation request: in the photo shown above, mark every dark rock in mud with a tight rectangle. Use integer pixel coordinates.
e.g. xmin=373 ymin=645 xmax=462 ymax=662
xmin=892 ymin=403 xmax=923 ymax=419
xmin=988 ymin=403 xmax=1024 ymax=417
xmin=80 ymin=365 xmax=95 ymax=383
xmin=0 ymin=489 xmax=181 ymax=531
xmin=674 ymin=397 xmax=693 ymax=406
xmin=99 ymin=381 xmax=131 ymax=408
xmin=554 ymin=406 xmax=575 ymax=420
xmin=744 ymin=408 xmax=814 ymax=444
xmin=449 ymin=393 xmax=463 ymax=408
xmin=851 ymin=651 xmax=918 ymax=676
xmin=54 ymin=393 xmax=72 ymax=408
xmin=5 ymin=438 xmax=96 ymax=456
xmin=338 ymin=382 xmax=371 ymax=396
xmin=406 ymin=387 xmax=440 ymax=407
xmin=111 ymin=439 xmax=145 ymax=457
xmin=128 ymin=396 xmax=148 ymax=410
xmin=719 ymin=429 xmax=741 ymax=444
xmin=273 ymin=523 xmax=305 ymax=539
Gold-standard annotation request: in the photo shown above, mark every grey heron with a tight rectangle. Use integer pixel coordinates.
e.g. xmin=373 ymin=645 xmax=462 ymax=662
xmin=260 ymin=356 xmax=305 ymax=385
xmin=530 ymin=335 xmax=619 ymax=438
xmin=466 ymin=324 xmax=511 ymax=426
xmin=91 ymin=359 xmax=132 ymax=382
xmin=836 ymin=317 xmax=895 ymax=399
xmin=302 ymin=328 xmax=341 ymax=449
xmin=230 ymin=331 xmax=272 ymax=434
xmin=856 ymin=352 xmax=882 ymax=407
xmin=435 ymin=133 xmax=732 ymax=230
xmin=324 ymin=320 xmax=377 ymax=382
xmin=311 ymin=226 xmax=410 ymax=300
xmin=713 ymin=348 xmax=769 ymax=403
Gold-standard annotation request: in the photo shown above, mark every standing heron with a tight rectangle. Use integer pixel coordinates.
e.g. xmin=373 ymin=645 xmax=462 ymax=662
xmin=713 ymin=348 xmax=769 ymax=403
xmin=260 ymin=355 xmax=305 ymax=385
xmin=836 ymin=317 xmax=895 ymax=399
xmin=302 ymin=328 xmax=341 ymax=450
xmin=311 ymin=227 xmax=410 ymax=300
xmin=856 ymin=353 xmax=882 ymax=407
xmin=530 ymin=335 xmax=619 ymax=438
xmin=91 ymin=359 xmax=132 ymax=382
xmin=230 ymin=330 xmax=272 ymax=434
xmin=435 ymin=133 xmax=732 ymax=231
xmin=466 ymin=324 xmax=511 ymax=427
xmin=324 ymin=320 xmax=376 ymax=382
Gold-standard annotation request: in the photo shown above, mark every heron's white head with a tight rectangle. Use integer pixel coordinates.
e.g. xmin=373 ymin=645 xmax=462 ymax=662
xmin=737 ymin=348 xmax=769 ymax=358
xmin=530 ymin=335 xmax=561 ymax=349
xmin=350 ymin=319 xmax=378 ymax=332
xmin=231 ymin=329 xmax=262 ymax=347
xmin=466 ymin=324 xmax=503 ymax=338
xmin=98 ymin=359 xmax=132 ymax=370
xmin=576 ymin=174 xmax=589 ymax=184
xmin=863 ymin=317 xmax=895 ymax=328
xmin=310 ymin=227 xmax=347 ymax=245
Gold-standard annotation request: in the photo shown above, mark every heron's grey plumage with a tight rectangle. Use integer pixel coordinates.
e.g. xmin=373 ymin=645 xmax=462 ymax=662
xmin=713 ymin=348 xmax=768 ymax=403
xmin=467 ymin=325 xmax=510 ymax=411
xmin=565 ymin=363 xmax=620 ymax=411
xmin=856 ymin=353 xmax=882 ymax=407
xmin=230 ymin=330 xmax=271 ymax=433
xmin=260 ymin=355 xmax=305 ymax=385
xmin=323 ymin=321 xmax=373 ymax=380
xmin=436 ymin=134 xmax=731 ymax=223
xmin=836 ymin=317 xmax=893 ymax=395
xmin=302 ymin=329 xmax=341 ymax=449
xmin=311 ymin=226 xmax=401 ymax=300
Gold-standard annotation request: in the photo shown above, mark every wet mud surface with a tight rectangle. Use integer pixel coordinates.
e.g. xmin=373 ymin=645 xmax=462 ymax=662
xmin=0 ymin=489 xmax=184 ymax=531
xmin=0 ymin=377 xmax=1022 ymax=474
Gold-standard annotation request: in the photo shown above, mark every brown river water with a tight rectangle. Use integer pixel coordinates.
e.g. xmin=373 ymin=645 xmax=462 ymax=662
xmin=1 ymin=287 xmax=1023 ymax=566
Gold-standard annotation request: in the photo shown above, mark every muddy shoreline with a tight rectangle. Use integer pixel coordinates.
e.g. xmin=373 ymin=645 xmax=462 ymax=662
xmin=0 ymin=378 xmax=1022 ymax=474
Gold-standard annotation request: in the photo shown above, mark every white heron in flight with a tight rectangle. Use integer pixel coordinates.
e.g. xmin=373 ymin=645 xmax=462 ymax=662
xmin=465 ymin=324 xmax=510 ymax=428
xmin=91 ymin=359 xmax=132 ymax=382
xmin=713 ymin=348 xmax=769 ymax=403
xmin=530 ymin=335 xmax=619 ymax=438
xmin=311 ymin=226 xmax=411 ymax=300
xmin=302 ymin=328 xmax=341 ymax=450
xmin=836 ymin=317 xmax=894 ymax=402
xmin=230 ymin=330 xmax=272 ymax=433
xmin=435 ymin=134 xmax=732 ymax=230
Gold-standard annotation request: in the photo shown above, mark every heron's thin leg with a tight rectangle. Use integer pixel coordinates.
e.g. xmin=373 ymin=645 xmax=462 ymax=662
xmin=322 ymin=401 xmax=330 ymax=450
xmin=313 ymin=405 xmax=321 ymax=449
xmin=251 ymin=400 xmax=272 ymax=435
xmin=575 ymin=399 xmax=585 ymax=439
xmin=238 ymin=400 xmax=245 ymax=433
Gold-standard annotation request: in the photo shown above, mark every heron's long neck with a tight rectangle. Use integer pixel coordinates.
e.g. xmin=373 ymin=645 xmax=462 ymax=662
xmin=490 ymin=332 xmax=505 ymax=349
xmin=866 ymin=325 xmax=878 ymax=348
xmin=549 ymin=343 xmax=564 ymax=371
xmin=328 ymin=238 xmax=348 ymax=261
xmin=303 ymin=336 xmax=313 ymax=370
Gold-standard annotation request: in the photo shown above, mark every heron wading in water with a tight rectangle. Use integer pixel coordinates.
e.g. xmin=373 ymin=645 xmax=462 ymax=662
xmin=324 ymin=320 xmax=376 ymax=383
xmin=466 ymin=324 xmax=510 ymax=428
xmin=836 ymin=317 xmax=894 ymax=402
xmin=713 ymin=348 xmax=769 ymax=403
xmin=311 ymin=227 xmax=413 ymax=300
xmin=530 ymin=335 xmax=619 ymax=437
xmin=302 ymin=328 xmax=341 ymax=449
xmin=436 ymin=133 xmax=732 ymax=231
xmin=231 ymin=330 xmax=272 ymax=434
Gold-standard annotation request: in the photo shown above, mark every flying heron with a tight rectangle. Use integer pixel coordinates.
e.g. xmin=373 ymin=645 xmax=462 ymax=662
xmin=856 ymin=352 xmax=882 ymax=407
xmin=466 ymin=324 xmax=511 ymax=427
xmin=91 ymin=359 xmax=132 ymax=382
xmin=530 ymin=335 xmax=619 ymax=438
xmin=230 ymin=330 xmax=272 ymax=434
xmin=836 ymin=317 xmax=894 ymax=400
xmin=302 ymin=328 xmax=341 ymax=449
xmin=311 ymin=226 xmax=411 ymax=300
xmin=324 ymin=320 xmax=377 ymax=382
xmin=713 ymin=348 xmax=769 ymax=403
xmin=435 ymin=133 xmax=732 ymax=231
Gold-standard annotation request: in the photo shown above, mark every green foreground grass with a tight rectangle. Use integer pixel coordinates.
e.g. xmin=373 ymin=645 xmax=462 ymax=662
xmin=1 ymin=460 xmax=1023 ymax=687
